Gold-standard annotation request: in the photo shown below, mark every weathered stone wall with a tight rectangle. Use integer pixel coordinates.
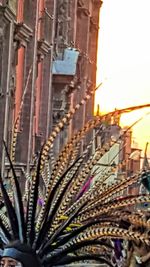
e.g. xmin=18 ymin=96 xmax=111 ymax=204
xmin=0 ymin=0 xmax=102 ymax=172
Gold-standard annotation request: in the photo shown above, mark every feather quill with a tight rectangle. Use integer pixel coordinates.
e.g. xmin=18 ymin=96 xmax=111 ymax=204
xmin=3 ymin=141 xmax=26 ymax=242
xmin=34 ymin=157 xmax=81 ymax=249
xmin=0 ymin=172 xmax=19 ymax=239
xmin=26 ymin=151 xmax=42 ymax=245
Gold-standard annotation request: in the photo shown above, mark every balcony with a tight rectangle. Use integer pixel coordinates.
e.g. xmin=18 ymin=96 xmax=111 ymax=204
xmin=52 ymin=48 xmax=79 ymax=76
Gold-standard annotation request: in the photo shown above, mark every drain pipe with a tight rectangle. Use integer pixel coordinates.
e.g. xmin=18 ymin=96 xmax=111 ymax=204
xmin=46 ymin=0 xmax=57 ymax=139
xmin=1 ymin=20 xmax=14 ymax=176
xmin=27 ymin=0 xmax=39 ymax=173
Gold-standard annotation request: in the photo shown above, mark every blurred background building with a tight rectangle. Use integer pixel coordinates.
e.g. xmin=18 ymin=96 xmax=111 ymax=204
xmin=92 ymin=119 xmax=142 ymax=196
xmin=0 ymin=0 xmax=102 ymax=175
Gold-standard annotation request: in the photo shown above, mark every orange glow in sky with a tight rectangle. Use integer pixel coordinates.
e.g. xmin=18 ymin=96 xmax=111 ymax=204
xmin=95 ymin=0 xmax=150 ymax=156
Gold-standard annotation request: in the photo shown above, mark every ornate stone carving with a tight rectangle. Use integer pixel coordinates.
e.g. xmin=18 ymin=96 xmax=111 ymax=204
xmin=90 ymin=17 xmax=99 ymax=31
xmin=52 ymin=83 xmax=71 ymax=125
xmin=77 ymin=0 xmax=90 ymax=17
xmin=55 ymin=0 xmax=71 ymax=54
xmin=93 ymin=0 xmax=103 ymax=8
xmin=37 ymin=39 xmax=51 ymax=55
xmin=14 ymin=23 xmax=33 ymax=44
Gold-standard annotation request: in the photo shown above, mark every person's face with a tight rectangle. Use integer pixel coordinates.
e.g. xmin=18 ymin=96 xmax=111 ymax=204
xmin=0 ymin=258 xmax=21 ymax=267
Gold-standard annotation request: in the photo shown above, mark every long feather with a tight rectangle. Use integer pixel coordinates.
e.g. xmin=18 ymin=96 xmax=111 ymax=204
xmin=40 ymin=91 xmax=94 ymax=172
xmin=75 ymin=195 xmax=150 ymax=223
xmin=41 ymin=218 xmax=114 ymax=256
xmin=45 ymin=226 xmax=149 ymax=263
xmin=0 ymin=172 xmax=19 ymax=239
xmin=48 ymin=254 xmax=113 ymax=267
xmin=40 ymin=201 xmax=87 ymax=255
xmin=26 ymin=151 xmax=42 ymax=245
xmin=36 ymin=158 xmax=80 ymax=233
xmin=43 ymin=239 xmax=113 ymax=265
xmin=34 ymin=157 xmax=81 ymax=249
xmin=64 ymin=172 xmax=138 ymax=219
xmin=3 ymin=141 xmax=26 ymax=242
xmin=10 ymin=65 xmax=32 ymax=162
xmin=55 ymin=142 xmax=112 ymax=217
xmin=50 ymin=117 xmax=101 ymax=180
xmin=0 ymin=208 xmax=10 ymax=230
xmin=49 ymin=158 xmax=85 ymax=227
xmin=0 ymin=217 xmax=12 ymax=243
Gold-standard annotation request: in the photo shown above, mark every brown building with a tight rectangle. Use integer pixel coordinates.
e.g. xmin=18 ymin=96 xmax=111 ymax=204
xmin=118 ymin=129 xmax=141 ymax=196
xmin=121 ymin=130 xmax=141 ymax=176
xmin=94 ymin=122 xmax=142 ymax=180
xmin=0 ymin=0 xmax=102 ymax=174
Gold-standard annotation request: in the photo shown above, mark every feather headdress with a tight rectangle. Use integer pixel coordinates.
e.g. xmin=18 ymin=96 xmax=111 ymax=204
xmin=0 ymin=95 xmax=150 ymax=267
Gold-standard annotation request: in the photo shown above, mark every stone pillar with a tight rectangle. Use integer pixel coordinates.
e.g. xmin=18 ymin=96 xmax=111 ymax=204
xmin=0 ymin=5 xmax=16 ymax=174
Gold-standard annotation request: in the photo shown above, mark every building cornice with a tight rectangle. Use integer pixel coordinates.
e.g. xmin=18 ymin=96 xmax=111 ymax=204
xmin=0 ymin=5 xmax=16 ymax=21
xmin=14 ymin=22 xmax=33 ymax=43
xmin=38 ymin=39 xmax=51 ymax=55
xmin=53 ymin=75 xmax=74 ymax=85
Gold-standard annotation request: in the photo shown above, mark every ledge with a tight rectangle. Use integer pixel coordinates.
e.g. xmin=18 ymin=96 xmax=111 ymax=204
xmin=38 ymin=39 xmax=51 ymax=55
xmin=14 ymin=22 xmax=33 ymax=43
xmin=53 ymin=75 xmax=74 ymax=85
xmin=0 ymin=5 xmax=16 ymax=21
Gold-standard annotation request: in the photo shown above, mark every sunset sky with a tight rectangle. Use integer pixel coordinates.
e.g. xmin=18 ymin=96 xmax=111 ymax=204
xmin=95 ymin=0 xmax=150 ymax=157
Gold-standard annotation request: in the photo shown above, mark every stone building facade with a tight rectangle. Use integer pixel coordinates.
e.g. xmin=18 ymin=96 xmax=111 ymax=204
xmin=0 ymin=0 xmax=102 ymax=174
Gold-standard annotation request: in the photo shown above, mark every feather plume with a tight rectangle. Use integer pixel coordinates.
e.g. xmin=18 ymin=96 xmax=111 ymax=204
xmin=1 ymin=101 xmax=150 ymax=267
xmin=0 ymin=216 xmax=12 ymax=243
xmin=34 ymin=157 xmax=81 ymax=249
xmin=0 ymin=172 xmax=19 ymax=239
xmin=3 ymin=141 xmax=26 ymax=242
xmin=26 ymin=150 xmax=42 ymax=245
